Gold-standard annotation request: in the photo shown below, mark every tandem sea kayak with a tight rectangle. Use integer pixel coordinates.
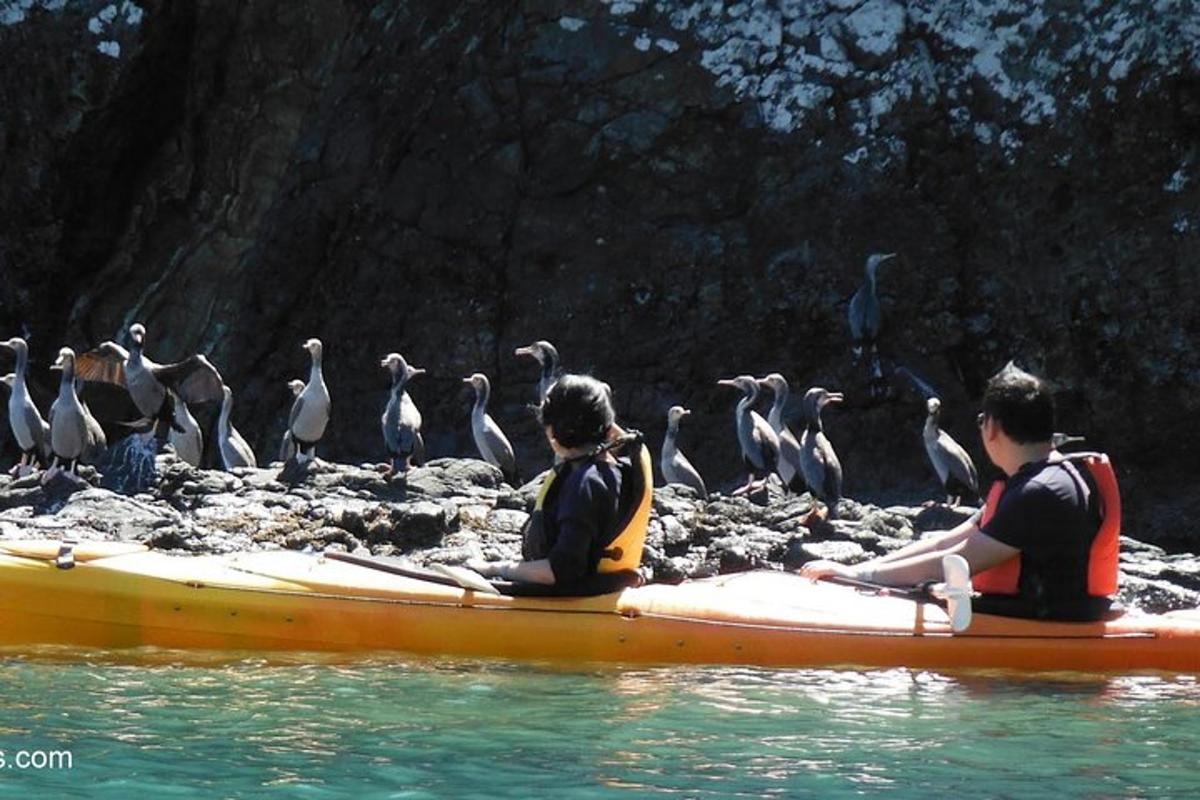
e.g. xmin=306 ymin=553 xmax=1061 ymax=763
xmin=1 ymin=539 xmax=1197 ymax=673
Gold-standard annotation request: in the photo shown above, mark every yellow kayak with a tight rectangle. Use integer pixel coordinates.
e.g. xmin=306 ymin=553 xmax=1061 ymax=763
xmin=0 ymin=539 xmax=1197 ymax=672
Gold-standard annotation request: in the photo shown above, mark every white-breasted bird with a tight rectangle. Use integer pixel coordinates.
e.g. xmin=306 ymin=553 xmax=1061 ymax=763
xmin=47 ymin=347 xmax=107 ymax=477
xmin=381 ymin=353 xmax=425 ymax=476
xmin=74 ymin=322 xmax=224 ymax=440
xmin=757 ymin=373 xmax=807 ymax=494
xmin=464 ymin=372 xmax=518 ymax=486
xmin=217 ymin=385 xmax=256 ymax=470
xmin=167 ymin=390 xmax=203 ymax=467
xmin=717 ymin=375 xmax=780 ymax=496
xmin=662 ymin=405 xmax=707 ymax=499
xmin=277 ymin=379 xmax=306 ymax=462
xmin=923 ymin=397 xmax=979 ymax=506
xmin=798 ymin=387 xmax=844 ymax=519
xmin=286 ymin=338 xmax=331 ymax=464
xmin=0 ymin=337 xmax=50 ymax=473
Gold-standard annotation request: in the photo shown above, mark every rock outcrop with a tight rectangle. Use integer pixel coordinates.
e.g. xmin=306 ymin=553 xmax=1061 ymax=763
xmin=1 ymin=1 xmax=1198 ymax=550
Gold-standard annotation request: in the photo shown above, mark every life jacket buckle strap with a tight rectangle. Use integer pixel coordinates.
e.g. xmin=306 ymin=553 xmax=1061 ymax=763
xmin=556 ymin=430 xmax=645 ymax=471
xmin=602 ymin=546 xmax=624 ymax=562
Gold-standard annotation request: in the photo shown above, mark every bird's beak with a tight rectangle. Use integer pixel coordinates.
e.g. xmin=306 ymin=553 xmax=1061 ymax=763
xmin=681 ymin=408 xmax=692 ymax=416
xmin=410 ymin=367 xmax=426 ymax=377
xmin=514 ymin=346 xmax=532 ymax=358
xmin=826 ymin=392 xmax=845 ymax=404
xmin=717 ymin=379 xmax=737 ymax=388
xmin=462 ymin=377 xmax=473 ymax=385
xmin=881 ymin=253 xmax=897 ymax=262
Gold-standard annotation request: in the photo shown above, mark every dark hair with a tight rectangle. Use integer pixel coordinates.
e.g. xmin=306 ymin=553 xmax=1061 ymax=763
xmin=981 ymin=362 xmax=1055 ymax=444
xmin=537 ymin=374 xmax=615 ymax=448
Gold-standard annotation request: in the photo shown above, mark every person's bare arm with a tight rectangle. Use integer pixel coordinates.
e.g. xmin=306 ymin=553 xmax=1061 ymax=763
xmin=466 ymin=557 xmax=557 ymax=585
xmin=800 ymin=525 xmax=1017 ymax=587
xmin=863 ymin=527 xmax=1017 ymax=585
xmin=873 ymin=517 xmax=978 ymax=564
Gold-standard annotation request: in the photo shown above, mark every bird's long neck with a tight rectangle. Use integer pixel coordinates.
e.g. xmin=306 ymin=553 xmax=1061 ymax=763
xmin=218 ymin=395 xmax=232 ymax=430
xmin=923 ymin=412 xmax=939 ymax=439
xmin=768 ymin=389 xmax=787 ymax=431
xmin=541 ymin=356 xmax=557 ymax=383
xmin=309 ymin=351 xmax=323 ymax=384
xmin=806 ymin=404 xmax=823 ymax=434
xmin=58 ymin=360 xmax=76 ymax=401
xmin=736 ymin=392 xmax=756 ymax=426
xmin=665 ymin=419 xmax=680 ymax=446
xmin=472 ymin=383 xmax=489 ymax=415
xmin=13 ymin=344 xmax=28 ymax=382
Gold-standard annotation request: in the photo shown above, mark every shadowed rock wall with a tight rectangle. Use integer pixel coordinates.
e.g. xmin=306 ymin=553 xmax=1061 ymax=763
xmin=1 ymin=0 xmax=1198 ymax=545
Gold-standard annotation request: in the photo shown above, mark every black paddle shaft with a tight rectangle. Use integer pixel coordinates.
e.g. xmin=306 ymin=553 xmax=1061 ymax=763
xmin=823 ymin=574 xmax=942 ymax=605
xmin=325 ymin=551 xmax=465 ymax=590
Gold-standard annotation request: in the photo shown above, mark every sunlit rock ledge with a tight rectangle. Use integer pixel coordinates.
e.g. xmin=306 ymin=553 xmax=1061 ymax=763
xmin=1 ymin=454 xmax=1195 ymax=614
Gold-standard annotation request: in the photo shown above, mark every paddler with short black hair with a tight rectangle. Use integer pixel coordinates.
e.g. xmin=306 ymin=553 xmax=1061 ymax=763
xmin=800 ymin=362 xmax=1121 ymax=622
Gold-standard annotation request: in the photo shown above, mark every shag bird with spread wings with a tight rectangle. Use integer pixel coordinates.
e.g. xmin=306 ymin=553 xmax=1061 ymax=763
xmin=74 ymin=322 xmax=225 ymax=439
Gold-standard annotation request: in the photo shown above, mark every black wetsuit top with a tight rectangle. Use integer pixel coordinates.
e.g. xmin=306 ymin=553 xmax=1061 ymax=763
xmin=975 ymin=458 xmax=1110 ymax=621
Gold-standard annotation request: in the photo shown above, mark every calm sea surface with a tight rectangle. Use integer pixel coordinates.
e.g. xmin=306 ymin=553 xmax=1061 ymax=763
xmin=1 ymin=651 xmax=1197 ymax=799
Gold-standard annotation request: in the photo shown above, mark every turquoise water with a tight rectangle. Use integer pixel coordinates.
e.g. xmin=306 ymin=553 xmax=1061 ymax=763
xmin=1 ymin=652 xmax=1198 ymax=799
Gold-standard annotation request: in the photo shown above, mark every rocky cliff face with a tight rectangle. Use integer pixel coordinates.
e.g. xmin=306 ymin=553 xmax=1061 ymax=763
xmin=2 ymin=1 xmax=1198 ymax=545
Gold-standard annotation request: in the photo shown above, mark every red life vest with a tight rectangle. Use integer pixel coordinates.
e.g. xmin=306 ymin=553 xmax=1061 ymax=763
xmin=973 ymin=453 xmax=1120 ymax=597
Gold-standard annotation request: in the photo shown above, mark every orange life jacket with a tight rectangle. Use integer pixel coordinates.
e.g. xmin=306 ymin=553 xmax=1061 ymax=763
xmin=973 ymin=453 xmax=1120 ymax=597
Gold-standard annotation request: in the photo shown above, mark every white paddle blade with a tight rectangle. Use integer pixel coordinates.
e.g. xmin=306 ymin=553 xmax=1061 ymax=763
xmin=934 ymin=554 xmax=973 ymax=633
xmin=431 ymin=564 xmax=502 ymax=595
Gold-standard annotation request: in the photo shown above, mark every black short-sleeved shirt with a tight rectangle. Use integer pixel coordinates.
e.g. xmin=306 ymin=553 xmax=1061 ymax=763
xmin=975 ymin=458 xmax=1109 ymax=621
xmin=541 ymin=459 xmax=626 ymax=586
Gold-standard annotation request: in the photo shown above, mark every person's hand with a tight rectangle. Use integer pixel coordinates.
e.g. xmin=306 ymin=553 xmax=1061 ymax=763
xmin=465 ymin=558 xmax=503 ymax=578
xmin=798 ymin=559 xmax=857 ymax=582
